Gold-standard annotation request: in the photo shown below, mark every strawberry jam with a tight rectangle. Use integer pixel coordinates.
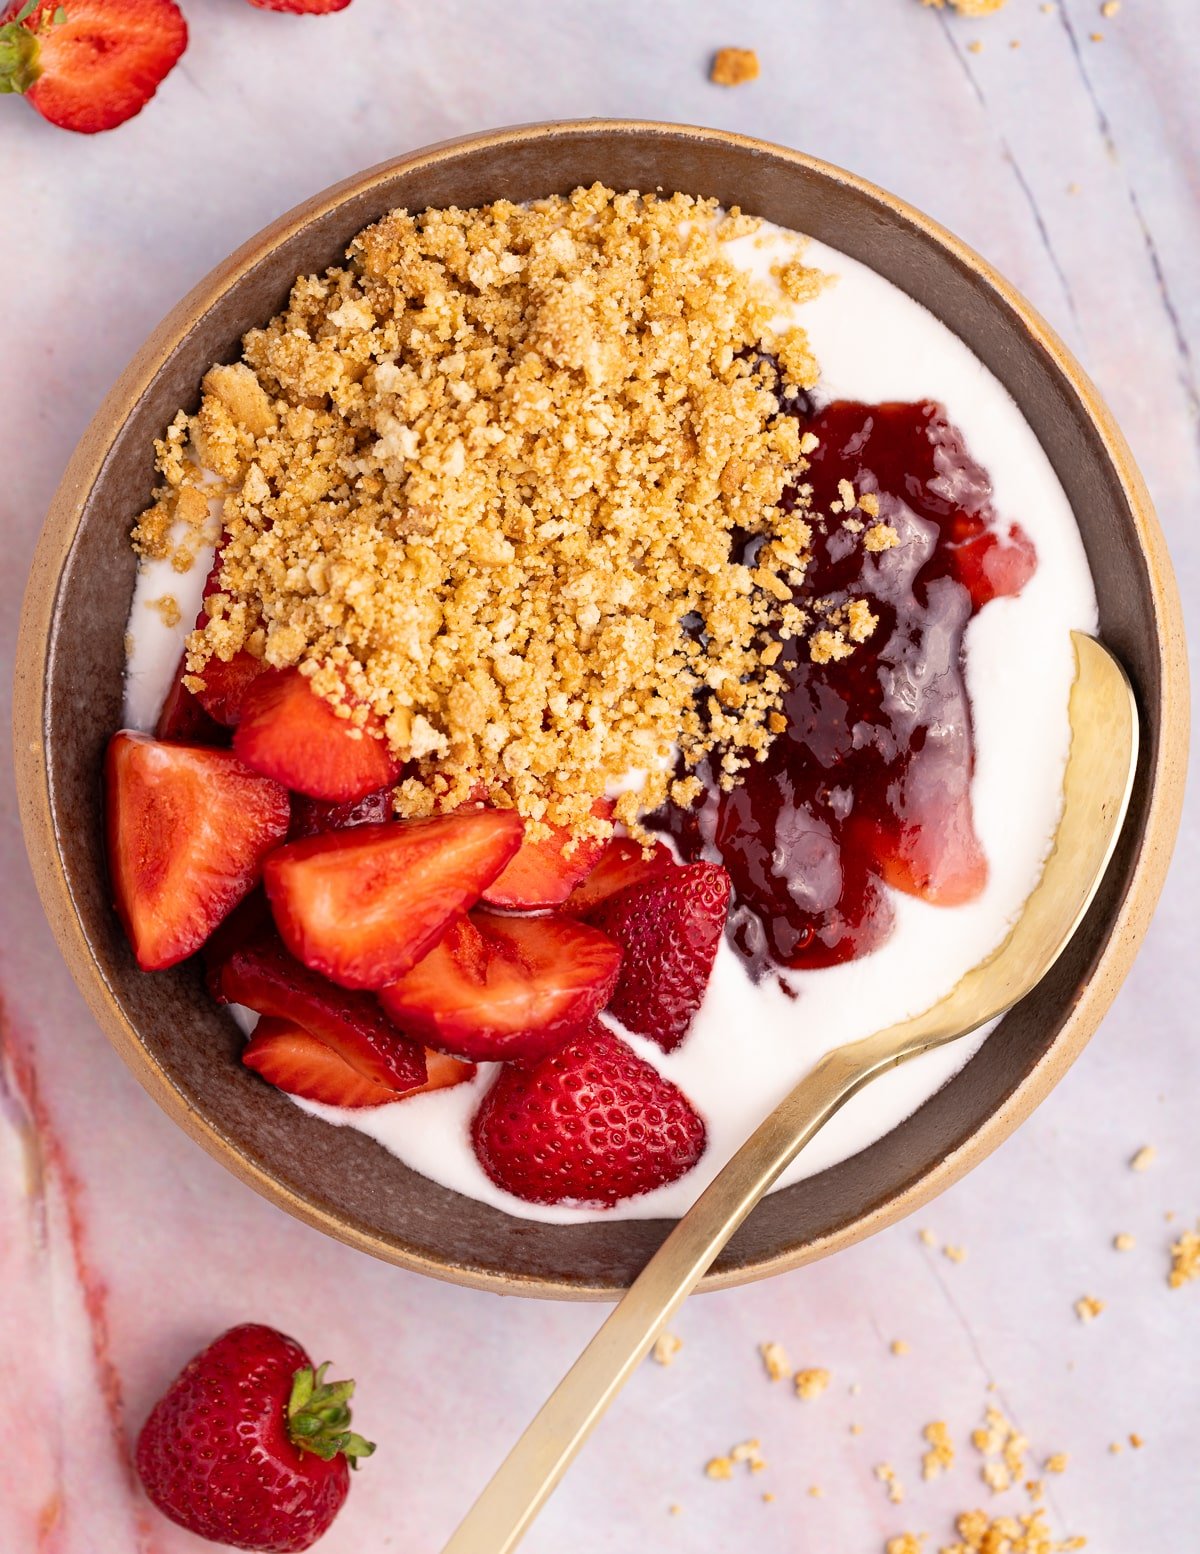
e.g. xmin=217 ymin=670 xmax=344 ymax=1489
xmin=659 ymin=399 xmax=1037 ymax=977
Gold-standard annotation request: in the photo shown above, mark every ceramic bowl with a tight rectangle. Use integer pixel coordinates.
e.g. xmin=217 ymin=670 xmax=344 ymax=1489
xmin=14 ymin=121 xmax=1188 ymax=1298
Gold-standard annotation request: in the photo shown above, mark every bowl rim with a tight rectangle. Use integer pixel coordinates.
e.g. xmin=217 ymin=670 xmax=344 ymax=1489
xmin=14 ymin=119 xmax=1189 ymax=1300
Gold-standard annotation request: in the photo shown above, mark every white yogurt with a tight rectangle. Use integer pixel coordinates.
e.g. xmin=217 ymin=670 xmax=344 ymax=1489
xmin=124 ymin=221 xmax=1098 ymax=1225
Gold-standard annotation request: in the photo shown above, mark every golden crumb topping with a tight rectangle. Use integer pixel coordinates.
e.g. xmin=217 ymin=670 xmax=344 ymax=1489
xmin=759 ymin=1340 xmax=791 ymax=1381
xmin=710 ymin=47 xmax=760 ymax=86
xmin=1073 ymin=1295 xmax=1105 ymax=1323
xmin=794 ymin=1366 xmax=831 ymax=1400
xmin=133 ymin=187 xmax=880 ymax=838
xmin=1168 ymin=1224 xmax=1200 ymax=1288
xmin=922 ymin=1420 xmax=955 ymax=1479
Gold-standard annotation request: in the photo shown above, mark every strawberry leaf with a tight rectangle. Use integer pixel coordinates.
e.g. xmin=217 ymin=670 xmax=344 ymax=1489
xmin=286 ymin=1362 xmax=376 ymax=1466
xmin=14 ymin=0 xmax=37 ymax=22
xmin=0 ymin=13 xmax=40 ymax=94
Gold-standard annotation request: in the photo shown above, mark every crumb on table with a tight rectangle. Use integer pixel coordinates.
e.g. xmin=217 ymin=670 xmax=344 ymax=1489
xmin=710 ymin=47 xmax=760 ymax=86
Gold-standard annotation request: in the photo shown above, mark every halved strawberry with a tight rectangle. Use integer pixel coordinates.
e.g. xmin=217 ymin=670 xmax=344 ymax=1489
xmin=180 ymin=547 xmax=268 ymax=727
xmin=247 ymin=0 xmax=351 ymax=11
xmin=563 ymin=835 xmax=675 ymax=917
xmin=234 ymin=668 xmax=403 ymax=803
xmin=207 ymin=922 xmax=426 ymax=1090
xmin=264 ymin=812 xmax=524 ymax=990
xmin=106 ymin=732 xmax=290 ymax=972
xmin=0 ymin=0 xmax=186 ymax=135
xmin=379 ymin=912 xmax=622 ymax=1063
xmin=587 ymin=862 xmax=730 ymax=1052
xmin=155 ymin=653 xmax=226 ymax=744
xmin=481 ymin=800 xmax=614 ymax=911
xmin=243 ymin=1018 xmax=409 ymax=1108
xmin=289 ymin=786 xmax=394 ymax=841
xmin=471 ymin=1022 xmax=707 ymax=1206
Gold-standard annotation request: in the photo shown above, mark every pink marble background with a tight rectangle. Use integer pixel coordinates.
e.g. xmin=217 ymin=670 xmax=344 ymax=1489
xmin=2 ymin=1 xmax=1197 ymax=1550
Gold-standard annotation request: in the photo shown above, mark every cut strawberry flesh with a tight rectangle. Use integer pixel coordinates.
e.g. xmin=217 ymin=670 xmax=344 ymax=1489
xmin=208 ymin=923 xmax=426 ymax=1090
xmin=379 ymin=912 xmax=622 ymax=1063
xmin=242 ymin=1019 xmax=412 ymax=1109
xmin=233 ymin=668 xmax=403 ymax=803
xmin=562 ymin=836 xmax=675 ymax=916
xmin=471 ymin=1022 xmax=707 ymax=1206
xmin=289 ymin=787 xmax=394 ymax=841
xmin=482 ymin=801 xmax=614 ymax=910
xmin=588 ymin=862 xmax=730 ymax=1052
xmin=4 ymin=0 xmax=187 ymax=136
xmin=192 ymin=650 xmax=268 ymax=728
xmin=155 ymin=654 xmax=227 ymax=744
xmin=105 ymin=732 xmax=290 ymax=972
xmin=263 ymin=812 xmax=524 ymax=990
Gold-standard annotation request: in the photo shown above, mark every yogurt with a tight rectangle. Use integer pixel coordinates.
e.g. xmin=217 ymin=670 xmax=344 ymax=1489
xmin=124 ymin=220 xmax=1098 ymax=1225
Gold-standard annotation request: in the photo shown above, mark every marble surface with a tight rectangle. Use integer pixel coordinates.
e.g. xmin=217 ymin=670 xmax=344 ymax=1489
xmin=2 ymin=1 xmax=1197 ymax=1550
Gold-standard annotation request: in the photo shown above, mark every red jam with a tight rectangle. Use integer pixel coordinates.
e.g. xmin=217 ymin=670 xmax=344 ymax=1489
xmin=659 ymin=399 xmax=1037 ymax=977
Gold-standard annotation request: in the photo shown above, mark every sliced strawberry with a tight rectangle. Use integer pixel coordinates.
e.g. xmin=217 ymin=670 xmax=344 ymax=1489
xmin=481 ymin=800 xmax=614 ymax=910
xmin=233 ymin=668 xmax=403 ymax=803
xmin=415 ymin=1049 xmax=476 ymax=1096
xmin=247 ymin=0 xmax=351 ymax=11
xmin=0 ymin=0 xmax=186 ymax=135
xmin=155 ymin=653 xmax=227 ymax=743
xmin=192 ymin=649 xmax=268 ymax=727
xmin=207 ymin=922 xmax=426 ymax=1090
xmin=289 ymin=786 xmax=394 ymax=841
xmin=243 ymin=1019 xmax=409 ymax=1109
xmin=587 ymin=862 xmax=730 ymax=1052
xmin=105 ymin=732 xmax=290 ymax=972
xmin=264 ymin=812 xmax=524 ymax=990
xmin=379 ymin=912 xmax=622 ymax=1063
xmin=563 ymin=835 xmax=675 ymax=916
xmin=471 ymin=1022 xmax=707 ymax=1206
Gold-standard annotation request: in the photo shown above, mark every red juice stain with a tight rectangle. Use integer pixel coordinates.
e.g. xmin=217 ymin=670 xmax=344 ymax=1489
xmin=659 ymin=399 xmax=1037 ymax=977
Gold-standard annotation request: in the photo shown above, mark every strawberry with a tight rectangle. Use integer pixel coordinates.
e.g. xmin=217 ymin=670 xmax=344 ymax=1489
xmin=234 ymin=668 xmax=403 ymax=803
xmin=247 ymin=0 xmax=352 ymax=11
xmin=481 ymin=800 xmax=614 ymax=910
xmin=136 ymin=1323 xmax=372 ymax=1553
xmin=169 ymin=546 xmax=268 ymax=728
xmin=207 ymin=919 xmax=427 ymax=1091
xmin=471 ymin=1022 xmax=707 ymax=1206
xmin=263 ymin=812 xmax=523 ymax=990
xmin=289 ymin=786 xmax=394 ymax=841
xmin=0 ymin=0 xmax=185 ymax=134
xmin=587 ymin=861 xmax=730 ymax=1052
xmin=379 ymin=911 xmax=622 ymax=1063
xmin=243 ymin=1018 xmax=474 ymax=1108
xmin=155 ymin=652 xmax=227 ymax=743
xmin=563 ymin=834 xmax=675 ymax=916
xmin=106 ymin=732 xmax=290 ymax=972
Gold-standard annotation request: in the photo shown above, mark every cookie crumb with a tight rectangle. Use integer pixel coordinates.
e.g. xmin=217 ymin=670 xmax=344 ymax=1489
xmin=1113 ymin=1232 xmax=1136 ymax=1252
xmin=922 ymin=1420 xmax=955 ymax=1480
xmin=875 ymin=1462 xmax=905 ymax=1505
xmin=653 ymin=1332 xmax=683 ymax=1366
xmin=706 ymin=1457 xmax=734 ymax=1481
xmin=760 ymin=1340 xmax=791 ymax=1381
xmin=919 ymin=1227 xmax=938 ymax=1247
xmin=147 ymin=594 xmax=182 ymax=629
xmin=921 ymin=0 xmax=1008 ymax=13
xmin=710 ymin=47 xmax=760 ymax=86
xmin=891 ymin=1339 xmax=911 ymax=1357
xmin=794 ymin=1367 xmax=831 ymax=1401
xmin=1100 ymin=0 xmax=1119 ymax=14
xmin=1074 ymin=1295 xmax=1105 ymax=1323
xmin=1129 ymin=1433 xmax=1144 ymax=1449
xmin=1168 ymin=1225 xmax=1200 ymax=1288
xmin=886 ymin=1536 xmax=925 ymax=1554
xmin=944 ymin=1244 xmax=968 ymax=1264
xmin=1045 ymin=1453 xmax=1069 ymax=1474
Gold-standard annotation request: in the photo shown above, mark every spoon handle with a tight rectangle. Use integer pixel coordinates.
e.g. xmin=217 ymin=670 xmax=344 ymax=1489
xmin=440 ymin=1036 xmax=922 ymax=1554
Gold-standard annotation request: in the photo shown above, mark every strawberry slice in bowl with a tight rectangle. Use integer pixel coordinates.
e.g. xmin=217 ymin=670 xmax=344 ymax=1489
xmin=207 ymin=919 xmax=427 ymax=1091
xmin=106 ymin=732 xmax=290 ymax=972
xmin=289 ymin=786 xmax=395 ymax=841
xmin=234 ymin=667 xmax=403 ymax=803
xmin=264 ymin=811 xmax=524 ymax=989
xmin=378 ymin=911 xmax=622 ymax=1063
xmin=471 ymin=1021 xmax=707 ymax=1207
xmin=242 ymin=1018 xmax=474 ymax=1108
xmin=481 ymin=800 xmax=614 ymax=910
xmin=587 ymin=860 xmax=731 ymax=1052
xmin=563 ymin=834 xmax=675 ymax=916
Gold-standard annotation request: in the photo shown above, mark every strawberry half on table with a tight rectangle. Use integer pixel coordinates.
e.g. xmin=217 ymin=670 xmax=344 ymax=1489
xmin=0 ymin=0 xmax=186 ymax=134
xmin=136 ymin=1323 xmax=372 ymax=1553
xmin=472 ymin=1022 xmax=707 ymax=1207
xmin=106 ymin=732 xmax=290 ymax=972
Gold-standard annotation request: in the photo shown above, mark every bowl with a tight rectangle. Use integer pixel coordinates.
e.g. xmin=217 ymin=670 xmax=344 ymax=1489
xmin=14 ymin=121 xmax=1188 ymax=1299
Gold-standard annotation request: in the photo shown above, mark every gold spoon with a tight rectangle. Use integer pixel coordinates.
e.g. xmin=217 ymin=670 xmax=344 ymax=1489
xmin=442 ymin=631 xmax=1137 ymax=1554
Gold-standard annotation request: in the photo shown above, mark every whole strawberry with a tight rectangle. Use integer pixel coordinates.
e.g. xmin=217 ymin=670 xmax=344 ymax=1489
xmin=136 ymin=1323 xmax=374 ymax=1552
xmin=472 ymin=1022 xmax=707 ymax=1206
xmin=587 ymin=861 xmax=731 ymax=1052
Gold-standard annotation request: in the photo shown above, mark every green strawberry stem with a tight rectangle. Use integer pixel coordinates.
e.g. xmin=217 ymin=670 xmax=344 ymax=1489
xmin=0 ymin=18 xmax=41 ymax=95
xmin=287 ymin=1362 xmax=376 ymax=1467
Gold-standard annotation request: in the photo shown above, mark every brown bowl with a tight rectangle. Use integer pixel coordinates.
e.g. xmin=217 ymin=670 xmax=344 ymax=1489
xmin=13 ymin=121 xmax=1188 ymax=1299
